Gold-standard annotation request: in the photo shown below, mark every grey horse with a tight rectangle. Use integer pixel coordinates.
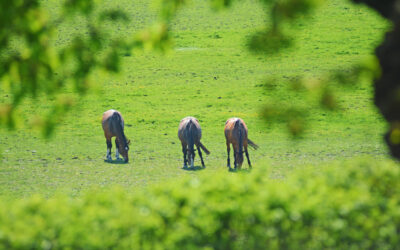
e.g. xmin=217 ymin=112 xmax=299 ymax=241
xmin=178 ymin=117 xmax=210 ymax=168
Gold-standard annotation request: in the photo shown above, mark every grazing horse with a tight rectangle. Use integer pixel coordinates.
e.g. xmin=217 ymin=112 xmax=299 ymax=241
xmin=102 ymin=109 xmax=130 ymax=163
xmin=178 ymin=116 xmax=210 ymax=168
xmin=224 ymin=118 xmax=258 ymax=170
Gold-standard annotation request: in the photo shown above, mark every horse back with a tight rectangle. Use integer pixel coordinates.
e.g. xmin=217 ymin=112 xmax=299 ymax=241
xmin=178 ymin=116 xmax=202 ymax=143
xmin=225 ymin=118 xmax=248 ymax=143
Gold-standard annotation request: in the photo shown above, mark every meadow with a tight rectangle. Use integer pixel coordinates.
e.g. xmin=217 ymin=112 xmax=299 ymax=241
xmin=0 ymin=0 xmax=392 ymax=199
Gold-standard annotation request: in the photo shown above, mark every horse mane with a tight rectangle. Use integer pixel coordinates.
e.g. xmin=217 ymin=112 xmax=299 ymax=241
xmin=111 ymin=112 xmax=128 ymax=146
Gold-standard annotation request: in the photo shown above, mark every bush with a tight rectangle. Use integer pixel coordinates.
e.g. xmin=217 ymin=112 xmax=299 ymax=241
xmin=0 ymin=160 xmax=399 ymax=249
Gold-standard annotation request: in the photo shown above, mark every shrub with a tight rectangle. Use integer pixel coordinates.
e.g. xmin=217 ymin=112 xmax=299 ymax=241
xmin=0 ymin=160 xmax=399 ymax=249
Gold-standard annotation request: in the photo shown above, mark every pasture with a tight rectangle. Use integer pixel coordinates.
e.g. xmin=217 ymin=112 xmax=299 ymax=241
xmin=0 ymin=0 xmax=392 ymax=199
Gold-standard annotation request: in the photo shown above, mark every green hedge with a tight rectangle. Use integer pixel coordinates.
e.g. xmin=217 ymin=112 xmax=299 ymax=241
xmin=0 ymin=160 xmax=399 ymax=249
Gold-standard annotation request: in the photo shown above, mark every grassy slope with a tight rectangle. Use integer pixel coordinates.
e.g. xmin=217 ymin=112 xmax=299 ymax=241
xmin=0 ymin=0 xmax=392 ymax=198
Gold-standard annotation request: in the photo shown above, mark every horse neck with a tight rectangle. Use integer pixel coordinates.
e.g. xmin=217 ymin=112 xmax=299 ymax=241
xmin=111 ymin=119 xmax=126 ymax=146
xmin=117 ymin=129 xmax=127 ymax=146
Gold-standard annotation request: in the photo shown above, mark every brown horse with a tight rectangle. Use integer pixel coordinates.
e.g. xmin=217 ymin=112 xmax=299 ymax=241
xmin=178 ymin=116 xmax=210 ymax=168
xmin=224 ymin=118 xmax=258 ymax=170
xmin=102 ymin=109 xmax=130 ymax=163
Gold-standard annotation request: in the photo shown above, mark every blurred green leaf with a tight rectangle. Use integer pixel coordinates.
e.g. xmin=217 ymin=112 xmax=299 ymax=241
xmin=64 ymin=0 xmax=94 ymax=15
xmin=0 ymin=0 xmax=179 ymax=136
xmin=247 ymin=30 xmax=292 ymax=54
xmin=99 ymin=9 xmax=130 ymax=22
xmin=209 ymin=0 xmax=234 ymax=10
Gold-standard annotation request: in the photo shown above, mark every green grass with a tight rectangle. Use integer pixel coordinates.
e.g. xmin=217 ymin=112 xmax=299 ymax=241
xmin=0 ymin=0 xmax=393 ymax=198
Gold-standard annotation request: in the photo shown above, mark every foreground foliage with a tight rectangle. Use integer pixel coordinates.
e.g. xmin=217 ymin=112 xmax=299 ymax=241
xmin=0 ymin=160 xmax=398 ymax=249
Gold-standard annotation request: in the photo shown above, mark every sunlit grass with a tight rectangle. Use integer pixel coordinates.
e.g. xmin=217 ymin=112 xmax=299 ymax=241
xmin=0 ymin=0 xmax=392 ymax=198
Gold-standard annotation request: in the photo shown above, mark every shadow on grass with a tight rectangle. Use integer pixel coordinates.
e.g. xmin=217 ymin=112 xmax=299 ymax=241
xmin=104 ymin=159 xmax=127 ymax=164
xmin=182 ymin=166 xmax=205 ymax=171
xmin=228 ymin=167 xmax=252 ymax=173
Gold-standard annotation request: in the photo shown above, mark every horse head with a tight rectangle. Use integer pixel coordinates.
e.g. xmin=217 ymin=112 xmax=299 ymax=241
xmin=119 ymin=139 xmax=131 ymax=163
xmin=235 ymin=150 xmax=244 ymax=168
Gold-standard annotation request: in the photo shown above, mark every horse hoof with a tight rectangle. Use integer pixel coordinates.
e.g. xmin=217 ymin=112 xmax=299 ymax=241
xmin=116 ymin=157 xmax=122 ymax=161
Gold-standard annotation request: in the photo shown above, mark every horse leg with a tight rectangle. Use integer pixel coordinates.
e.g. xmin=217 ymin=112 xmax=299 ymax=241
xmin=226 ymin=142 xmax=231 ymax=169
xmin=190 ymin=152 xmax=194 ymax=168
xmin=245 ymin=145 xmax=252 ymax=169
xmin=197 ymin=144 xmax=205 ymax=168
xmin=115 ymin=138 xmax=122 ymax=161
xmin=233 ymin=151 xmax=237 ymax=170
xmin=182 ymin=142 xmax=188 ymax=168
xmin=106 ymin=139 xmax=112 ymax=161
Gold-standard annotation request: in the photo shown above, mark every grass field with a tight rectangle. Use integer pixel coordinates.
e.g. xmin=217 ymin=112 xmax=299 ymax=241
xmin=0 ymin=0 xmax=392 ymax=198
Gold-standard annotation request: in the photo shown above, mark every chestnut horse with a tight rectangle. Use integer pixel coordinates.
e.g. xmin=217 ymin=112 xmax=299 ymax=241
xmin=224 ymin=118 xmax=258 ymax=170
xmin=178 ymin=116 xmax=210 ymax=168
xmin=102 ymin=109 xmax=130 ymax=163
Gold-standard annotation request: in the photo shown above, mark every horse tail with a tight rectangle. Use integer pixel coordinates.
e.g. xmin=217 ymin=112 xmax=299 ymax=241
xmin=111 ymin=112 xmax=122 ymax=129
xmin=187 ymin=120 xmax=195 ymax=154
xmin=248 ymin=139 xmax=259 ymax=150
xmin=235 ymin=119 xmax=243 ymax=153
xmin=111 ymin=112 xmax=122 ymax=126
xmin=199 ymin=142 xmax=210 ymax=155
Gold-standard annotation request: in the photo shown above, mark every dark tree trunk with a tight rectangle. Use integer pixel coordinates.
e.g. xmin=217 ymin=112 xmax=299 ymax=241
xmin=353 ymin=0 xmax=400 ymax=159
